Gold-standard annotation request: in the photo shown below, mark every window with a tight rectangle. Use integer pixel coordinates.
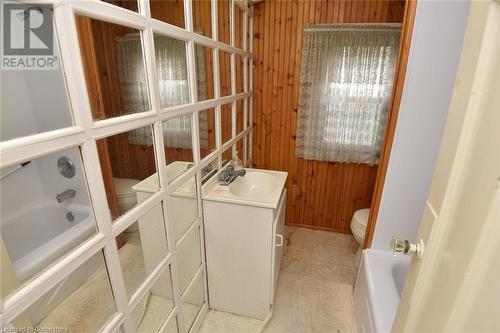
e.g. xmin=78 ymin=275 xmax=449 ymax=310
xmin=296 ymin=24 xmax=400 ymax=165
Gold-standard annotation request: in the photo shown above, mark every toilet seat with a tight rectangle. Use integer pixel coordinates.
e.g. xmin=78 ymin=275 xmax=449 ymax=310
xmin=113 ymin=177 xmax=140 ymax=213
xmin=351 ymin=208 xmax=370 ymax=245
xmin=113 ymin=177 xmax=139 ymax=199
xmin=352 ymin=208 xmax=370 ymax=229
xmin=113 ymin=177 xmax=140 ymax=232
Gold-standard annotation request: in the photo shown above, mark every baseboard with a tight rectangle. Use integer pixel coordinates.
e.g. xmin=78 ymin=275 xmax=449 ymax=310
xmin=286 ymin=223 xmax=353 ymax=235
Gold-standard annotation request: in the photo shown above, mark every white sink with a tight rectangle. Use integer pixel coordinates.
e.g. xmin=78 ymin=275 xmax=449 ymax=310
xmin=229 ymin=171 xmax=277 ymax=198
xmin=202 ymin=168 xmax=288 ymax=209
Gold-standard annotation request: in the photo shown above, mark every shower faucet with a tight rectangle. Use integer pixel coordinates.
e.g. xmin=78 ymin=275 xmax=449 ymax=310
xmin=56 ymin=189 xmax=76 ymax=203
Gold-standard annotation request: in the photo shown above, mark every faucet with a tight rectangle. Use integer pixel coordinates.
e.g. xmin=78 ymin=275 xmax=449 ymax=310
xmin=201 ymin=164 xmax=213 ymax=178
xmin=218 ymin=165 xmax=246 ymax=186
xmin=187 ymin=163 xmax=214 ymax=179
xmin=56 ymin=189 xmax=76 ymax=203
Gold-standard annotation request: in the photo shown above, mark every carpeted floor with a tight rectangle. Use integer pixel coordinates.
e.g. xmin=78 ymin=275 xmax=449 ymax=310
xmin=38 ymin=230 xmax=172 ymax=332
xmin=199 ymin=226 xmax=358 ymax=333
xmin=29 ymin=226 xmax=357 ymax=332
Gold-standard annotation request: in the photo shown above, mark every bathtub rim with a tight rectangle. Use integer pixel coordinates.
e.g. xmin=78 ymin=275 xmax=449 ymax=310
xmin=13 ymin=218 xmax=96 ymax=282
xmin=1 ymin=200 xmax=96 ymax=282
xmin=354 ymin=249 xmax=410 ymax=333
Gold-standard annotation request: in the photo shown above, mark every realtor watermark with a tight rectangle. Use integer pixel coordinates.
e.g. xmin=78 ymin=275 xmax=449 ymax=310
xmin=1 ymin=2 xmax=59 ymax=70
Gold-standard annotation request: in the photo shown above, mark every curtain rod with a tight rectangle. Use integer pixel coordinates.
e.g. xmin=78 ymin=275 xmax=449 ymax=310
xmin=304 ymin=23 xmax=402 ymax=33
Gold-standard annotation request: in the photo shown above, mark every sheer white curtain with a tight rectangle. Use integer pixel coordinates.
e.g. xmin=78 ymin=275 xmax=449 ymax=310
xmin=296 ymin=24 xmax=400 ymax=165
xmin=116 ymin=36 xmax=150 ymax=115
xmin=117 ymin=33 xmax=207 ymax=148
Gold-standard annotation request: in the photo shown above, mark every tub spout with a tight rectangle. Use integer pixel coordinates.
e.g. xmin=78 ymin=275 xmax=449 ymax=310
xmin=56 ymin=189 xmax=76 ymax=203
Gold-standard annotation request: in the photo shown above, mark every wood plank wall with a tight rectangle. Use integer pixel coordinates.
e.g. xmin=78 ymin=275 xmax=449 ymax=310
xmin=252 ymin=0 xmax=405 ymax=233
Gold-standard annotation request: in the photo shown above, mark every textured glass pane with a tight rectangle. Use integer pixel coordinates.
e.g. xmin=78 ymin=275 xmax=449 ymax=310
xmin=195 ymin=45 xmax=214 ymax=101
xmin=236 ymin=99 xmax=244 ymax=135
xmin=236 ymin=55 xmax=244 ymax=93
xmin=162 ymin=115 xmax=194 ymax=183
xmin=1 ymin=5 xmax=73 ymax=141
xmin=234 ymin=5 xmax=244 ymax=49
xmin=104 ymin=0 xmax=138 ymax=12
xmin=7 ymin=251 xmax=116 ymax=332
xmin=247 ymin=59 xmax=253 ymax=92
xmin=181 ymin=272 xmax=204 ymax=331
xmin=199 ymin=108 xmax=216 ymax=160
xmin=150 ymin=0 xmax=185 ymax=29
xmin=221 ymin=103 xmax=232 ymax=145
xmin=217 ymin=0 xmax=230 ymax=44
xmin=76 ymin=16 xmax=150 ymax=121
xmin=247 ymin=97 xmax=252 ymax=127
xmin=247 ymin=9 xmax=251 ymax=51
xmin=132 ymin=267 xmax=174 ymax=332
xmin=237 ymin=139 xmax=244 ymax=165
xmin=96 ymin=125 xmax=159 ymax=221
xmin=219 ymin=51 xmax=232 ymax=97
xmin=169 ymin=176 xmax=198 ymax=242
xmin=118 ymin=204 xmax=169 ymax=299
xmin=0 ymin=148 xmax=97 ymax=300
xmin=246 ymin=134 xmax=251 ymax=165
xmin=193 ymin=0 xmax=212 ymax=39
xmin=176 ymin=228 xmax=202 ymax=292
xmin=222 ymin=146 xmax=232 ymax=165
xmin=202 ymin=159 xmax=218 ymax=184
xmin=154 ymin=34 xmax=190 ymax=109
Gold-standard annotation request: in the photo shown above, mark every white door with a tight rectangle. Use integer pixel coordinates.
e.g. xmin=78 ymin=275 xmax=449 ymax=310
xmin=393 ymin=0 xmax=500 ymax=331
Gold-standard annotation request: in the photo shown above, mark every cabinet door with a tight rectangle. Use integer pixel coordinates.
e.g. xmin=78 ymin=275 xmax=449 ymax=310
xmin=272 ymin=189 xmax=286 ymax=300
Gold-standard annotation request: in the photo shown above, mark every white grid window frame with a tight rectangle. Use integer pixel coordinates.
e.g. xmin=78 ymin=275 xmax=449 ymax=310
xmin=0 ymin=0 xmax=253 ymax=332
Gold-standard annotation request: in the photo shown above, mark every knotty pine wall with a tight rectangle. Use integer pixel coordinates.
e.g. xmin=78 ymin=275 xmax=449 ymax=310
xmin=252 ymin=0 xmax=406 ymax=233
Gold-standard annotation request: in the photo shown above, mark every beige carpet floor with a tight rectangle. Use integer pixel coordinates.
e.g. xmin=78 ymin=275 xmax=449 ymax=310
xmin=199 ymin=226 xmax=358 ymax=333
xmin=30 ymin=226 xmax=357 ymax=332
xmin=38 ymin=231 xmax=166 ymax=332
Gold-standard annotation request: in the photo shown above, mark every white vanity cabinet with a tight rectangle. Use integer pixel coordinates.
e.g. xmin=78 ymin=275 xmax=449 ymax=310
xmin=202 ymin=169 xmax=287 ymax=320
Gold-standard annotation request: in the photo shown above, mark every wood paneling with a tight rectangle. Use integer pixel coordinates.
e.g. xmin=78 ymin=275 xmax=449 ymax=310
xmin=252 ymin=0 xmax=406 ymax=233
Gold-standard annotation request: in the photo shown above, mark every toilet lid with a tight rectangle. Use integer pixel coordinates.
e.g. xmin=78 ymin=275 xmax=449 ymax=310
xmin=113 ymin=177 xmax=140 ymax=197
xmin=353 ymin=208 xmax=370 ymax=228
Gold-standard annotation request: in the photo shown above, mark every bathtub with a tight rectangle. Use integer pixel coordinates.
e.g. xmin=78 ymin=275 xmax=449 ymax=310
xmin=1 ymin=199 xmax=95 ymax=282
xmin=1 ymin=199 xmax=100 ymax=324
xmin=353 ymin=249 xmax=410 ymax=333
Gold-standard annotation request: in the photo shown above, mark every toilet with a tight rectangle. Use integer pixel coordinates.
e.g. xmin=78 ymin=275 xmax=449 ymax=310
xmin=113 ymin=177 xmax=140 ymax=231
xmin=350 ymin=208 xmax=370 ymax=266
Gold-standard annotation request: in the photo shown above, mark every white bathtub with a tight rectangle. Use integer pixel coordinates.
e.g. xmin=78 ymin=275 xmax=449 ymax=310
xmin=353 ymin=249 xmax=410 ymax=333
xmin=1 ymin=199 xmax=100 ymax=325
xmin=1 ymin=199 xmax=95 ymax=281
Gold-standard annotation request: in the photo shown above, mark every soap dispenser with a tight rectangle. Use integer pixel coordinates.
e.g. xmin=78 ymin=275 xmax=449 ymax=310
xmin=232 ymin=151 xmax=243 ymax=170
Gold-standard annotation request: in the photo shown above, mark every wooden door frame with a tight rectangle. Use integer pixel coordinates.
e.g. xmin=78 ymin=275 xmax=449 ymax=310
xmin=363 ymin=0 xmax=418 ymax=249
